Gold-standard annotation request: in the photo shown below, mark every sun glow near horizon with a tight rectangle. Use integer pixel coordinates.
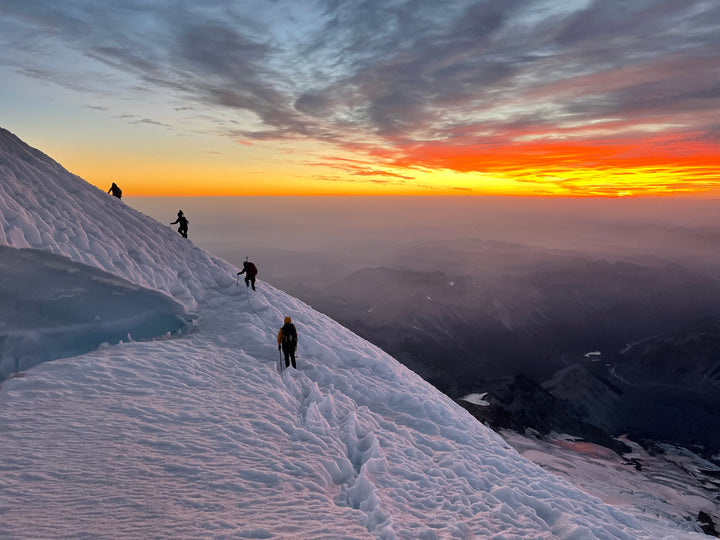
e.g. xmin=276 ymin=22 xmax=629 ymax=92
xmin=40 ymin=102 xmax=718 ymax=198
xmin=73 ymin=161 xmax=720 ymax=198
xmin=64 ymin=135 xmax=720 ymax=198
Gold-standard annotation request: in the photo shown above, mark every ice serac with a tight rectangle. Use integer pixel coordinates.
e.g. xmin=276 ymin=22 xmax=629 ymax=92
xmin=0 ymin=245 xmax=193 ymax=380
xmin=0 ymin=126 xmax=706 ymax=539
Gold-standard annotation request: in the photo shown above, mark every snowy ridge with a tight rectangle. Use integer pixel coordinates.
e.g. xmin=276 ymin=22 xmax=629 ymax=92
xmin=0 ymin=127 xmax=230 ymax=310
xmin=0 ymin=127 xmax=705 ymax=538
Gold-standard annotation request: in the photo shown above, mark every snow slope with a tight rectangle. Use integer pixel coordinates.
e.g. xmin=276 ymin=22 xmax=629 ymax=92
xmin=502 ymin=431 xmax=720 ymax=535
xmin=0 ymin=127 xmax=706 ymax=538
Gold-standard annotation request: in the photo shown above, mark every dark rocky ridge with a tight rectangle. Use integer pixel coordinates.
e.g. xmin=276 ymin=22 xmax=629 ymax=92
xmin=457 ymin=374 xmax=630 ymax=455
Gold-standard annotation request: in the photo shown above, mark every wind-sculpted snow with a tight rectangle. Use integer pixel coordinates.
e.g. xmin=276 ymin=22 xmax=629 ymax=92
xmin=0 ymin=127 xmax=705 ymax=538
xmin=0 ymin=127 xmax=233 ymax=310
xmin=2 ymin=283 xmax=699 ymax=539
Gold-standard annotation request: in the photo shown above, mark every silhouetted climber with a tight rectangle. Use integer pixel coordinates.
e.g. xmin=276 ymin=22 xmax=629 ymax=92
xmin=278 ymin=316 xmax=297 ymax=369
xmin=108 ymin=182 xmax=122 ymax=199
xmin=237 ymin=259 xmax=258 ymax=291
xmin=170 ymin=210 xmax=188 ymax=238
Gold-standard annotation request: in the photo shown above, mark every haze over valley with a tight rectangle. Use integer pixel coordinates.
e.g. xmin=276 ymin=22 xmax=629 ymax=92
xmin=131 ymin=196 xmax=720 ymax=460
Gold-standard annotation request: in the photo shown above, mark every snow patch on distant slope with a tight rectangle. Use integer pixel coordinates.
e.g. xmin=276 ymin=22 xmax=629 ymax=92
xmin=461 ymin=392 xmax=490 ymax=406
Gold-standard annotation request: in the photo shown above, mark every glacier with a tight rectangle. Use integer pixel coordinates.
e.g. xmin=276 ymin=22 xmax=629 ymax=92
xmin=0 ymin=126 xmax=706 ymax=538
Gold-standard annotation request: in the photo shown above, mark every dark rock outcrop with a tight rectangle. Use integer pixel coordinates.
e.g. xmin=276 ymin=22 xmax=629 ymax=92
xmin=457 ymin=374 xmax=629 ymax=454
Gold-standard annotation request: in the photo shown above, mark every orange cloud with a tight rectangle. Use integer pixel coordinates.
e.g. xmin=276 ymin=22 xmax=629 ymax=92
xmin=343 ymin=130 xmax=720 ymax=196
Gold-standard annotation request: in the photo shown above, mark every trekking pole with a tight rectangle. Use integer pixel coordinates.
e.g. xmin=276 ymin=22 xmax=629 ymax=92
xmin=278 ymin=349 xmax=284 ymax=374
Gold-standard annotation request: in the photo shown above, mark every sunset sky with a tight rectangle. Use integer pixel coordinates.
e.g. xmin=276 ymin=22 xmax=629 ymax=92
xmin=2 ymin=0 xmax=719 ymax=197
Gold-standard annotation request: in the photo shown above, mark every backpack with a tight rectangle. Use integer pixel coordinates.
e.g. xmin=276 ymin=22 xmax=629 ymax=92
xmin=282 ymin=323 xmax=296 ymax=345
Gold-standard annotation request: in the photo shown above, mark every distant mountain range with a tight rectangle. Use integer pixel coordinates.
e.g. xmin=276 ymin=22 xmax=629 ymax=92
xmin=555 ymin=317 xmax=720 ymax=455
xmin=616 ymin=316 xmax=720 ymax=391
xmin=290 ymin=254 xmax=720 ymax=390
xmin=289 ymin=254 xmax=720 ymax=456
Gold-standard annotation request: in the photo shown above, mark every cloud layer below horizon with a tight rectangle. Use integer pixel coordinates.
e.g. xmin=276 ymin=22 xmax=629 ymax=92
xmin=2 ymin=0 xmax=719 ymax=195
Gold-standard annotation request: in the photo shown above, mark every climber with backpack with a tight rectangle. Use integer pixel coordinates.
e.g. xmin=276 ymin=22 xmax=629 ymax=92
xmin=277 ymin=316 xmax=297 ymax=369
xmin=170 ymin=210 xmax=189 ymax=238
xmin=237 ymin=259 xmax=258 ymax=291
xmin=108 ymin=182 xmax=122 ymax=199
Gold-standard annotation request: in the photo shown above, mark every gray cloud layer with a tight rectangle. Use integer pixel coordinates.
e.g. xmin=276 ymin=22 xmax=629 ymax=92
xmin=2 ymin=0 xmax=719 ymax=162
